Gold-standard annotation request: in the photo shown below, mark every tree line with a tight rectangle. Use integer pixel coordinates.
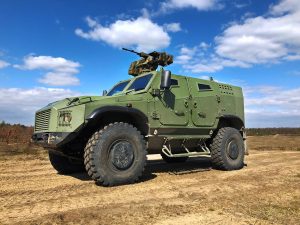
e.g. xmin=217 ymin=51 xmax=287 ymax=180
xmin=246 ymin=128 xmax=300 ymax=136
xmin=0 ymin=121 xmax=34 ymax=144
xmin=0 ymin=121 xmax=299 ymax=144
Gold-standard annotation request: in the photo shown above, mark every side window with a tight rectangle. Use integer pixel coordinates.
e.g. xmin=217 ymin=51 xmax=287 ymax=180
xmin=198 ymin=83 xmax=211 ymax=91
xmin=171 ymin=79 xmax=178 ymax=86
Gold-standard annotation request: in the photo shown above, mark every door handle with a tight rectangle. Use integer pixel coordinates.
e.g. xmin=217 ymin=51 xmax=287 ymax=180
xmin=174 ymin=110 xmax=185 ymax=116
xmin=198 ymin=112 xmax=206 ymax=118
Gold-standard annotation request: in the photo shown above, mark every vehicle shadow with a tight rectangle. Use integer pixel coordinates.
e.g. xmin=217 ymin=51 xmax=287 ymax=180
xmin=66 ymin=157 xmax=212 ymax=183
xmin=144 ymin=157 xmax=212 ymax=176
xmin=66 ymin=172 xmax=91 ymax=181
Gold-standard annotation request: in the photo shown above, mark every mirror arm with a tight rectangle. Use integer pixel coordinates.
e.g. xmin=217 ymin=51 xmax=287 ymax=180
xmin=102 ymin=90 xmax=108 ymax=96
xmin=151 ymin=88 xmax=161 ymax=97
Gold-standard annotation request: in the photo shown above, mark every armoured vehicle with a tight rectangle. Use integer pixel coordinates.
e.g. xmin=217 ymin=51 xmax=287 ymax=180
xmin=32 ymin=49 xmax=247 ymax=186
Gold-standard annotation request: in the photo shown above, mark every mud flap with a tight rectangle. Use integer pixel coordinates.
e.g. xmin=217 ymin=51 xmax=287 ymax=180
xmin=243 ymin=131 xmax=249 ymax=155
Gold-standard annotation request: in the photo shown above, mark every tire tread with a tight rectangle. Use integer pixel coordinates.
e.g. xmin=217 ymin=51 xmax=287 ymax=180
xmin=210 ymin=127 xmax=244 ymax=170
xmin=84 ymin=122 xmax=147 ymax=186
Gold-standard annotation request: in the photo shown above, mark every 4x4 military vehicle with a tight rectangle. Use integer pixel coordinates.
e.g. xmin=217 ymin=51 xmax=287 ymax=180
xmin=32 ymin=49 xmax=246 ymax=186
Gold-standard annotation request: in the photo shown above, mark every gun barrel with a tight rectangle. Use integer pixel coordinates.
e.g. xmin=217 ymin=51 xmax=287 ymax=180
xmin=122 ymin=48 xmax=138 ymax=54
xmin=122 ymin=47 xmax=150 ymax=58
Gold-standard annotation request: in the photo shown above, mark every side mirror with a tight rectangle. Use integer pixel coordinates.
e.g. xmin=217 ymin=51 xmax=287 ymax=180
xmin=160 ymin=70 xmax=171 ymax=89
xmin=102 ymin=90 xmax=108 ymax=96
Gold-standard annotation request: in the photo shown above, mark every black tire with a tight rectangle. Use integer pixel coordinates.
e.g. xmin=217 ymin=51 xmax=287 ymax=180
xmin=210 ymin=127 xmax=245 ymax=170
xmin=84 ymin=122 xmax=147 ymax=186
xmin=48 ymin=151 xmax=85 ymax=174
xmin=161 ymin=153 xmax=188 ymax=163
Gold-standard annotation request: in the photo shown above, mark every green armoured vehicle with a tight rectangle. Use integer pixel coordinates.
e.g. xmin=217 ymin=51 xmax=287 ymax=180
xmin=32 ymin=49 xmax=247 ymax=186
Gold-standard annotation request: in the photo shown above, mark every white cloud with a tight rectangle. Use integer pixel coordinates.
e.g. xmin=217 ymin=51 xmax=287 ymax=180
xmin=216 ymin=0 xmax=300 ymax=64
xmin=185 ymin=60 xmax=223 ymax=73
xmin=75 ymin=16 xmax=170 ymax=52
xmin=38 ymin=72 xmax=80 ymax=86
xmin=177 ymin=0 xmax=300 ymax=73
xmin=15 ymin=55 xmax=81 ymax=86
xmin=0 ymin=87 xmax=81 ymax=125
xmin=244 ymin=85 xmax=300 ymax=127
xmin=284 ymin=54 xmax=300 ymax=61
xmin=245 ymin=86 xmax=300 ymax=107
xmin=199 ymin=75 xmax=213 ymax=80
xmin=270 ymin=0 xmax=300 ymax=15
xmin=233 ymin=2 xmax=250 ymax=9
xmin=0 ymin=60 xmax=10 ymax=69
xmin=164 ymin=22 xmax=182 ymax=32
xmin=160 ymin=0 xmax=221 ymax=11
xmin=141 ymin=8 xmax=151 ymax=18
xmin=175 ymin=44 xmax=250 ymax=73
xmin=289 ymin=70 xmax=300 ymax=76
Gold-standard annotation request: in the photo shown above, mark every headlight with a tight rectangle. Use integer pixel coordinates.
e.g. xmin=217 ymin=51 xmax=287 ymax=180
xmin=58 ymin=111 xmax=72 ymax=126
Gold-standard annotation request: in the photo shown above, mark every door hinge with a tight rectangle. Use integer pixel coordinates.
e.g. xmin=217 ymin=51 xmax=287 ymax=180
xmin=184 ymin=100 xmax=189 ymax=108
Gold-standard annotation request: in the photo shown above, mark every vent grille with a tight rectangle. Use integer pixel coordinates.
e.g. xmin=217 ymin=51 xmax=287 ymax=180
xmin=219 ymin=84 xmax=234 ymax=95
xmin=219 ymin=84 xmax=233 ymax=91
xmin=35 ymin=109 xmax=51 ymax=132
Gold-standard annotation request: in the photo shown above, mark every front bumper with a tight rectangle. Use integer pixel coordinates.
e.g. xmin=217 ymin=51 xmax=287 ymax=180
xmin=31 ymin=132 xmax=76 ymax=148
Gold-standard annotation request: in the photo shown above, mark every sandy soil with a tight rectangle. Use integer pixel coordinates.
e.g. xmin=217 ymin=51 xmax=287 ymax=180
xmin=0 ymin=149 xmax=299 ymax=225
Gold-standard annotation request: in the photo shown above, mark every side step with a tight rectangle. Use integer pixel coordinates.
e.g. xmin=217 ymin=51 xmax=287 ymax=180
xmin=162 ymin=143 xmax=211 ymax=158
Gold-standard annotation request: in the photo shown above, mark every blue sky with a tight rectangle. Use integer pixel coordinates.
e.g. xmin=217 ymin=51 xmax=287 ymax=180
xmin=0 ymin=0 xmax=300 ymax=127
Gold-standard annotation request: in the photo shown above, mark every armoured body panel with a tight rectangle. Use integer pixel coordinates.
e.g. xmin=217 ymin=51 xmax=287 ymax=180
xmin=32 ymin=70 xmax=245 ymax=155
xmin=31 ymin=49 xmax=247 ymax=187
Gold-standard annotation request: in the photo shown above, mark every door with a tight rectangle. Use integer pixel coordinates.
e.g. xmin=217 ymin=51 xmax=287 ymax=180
xmin=154 ymin=76 xmax=189 ymax=126
xmin=188 ymin=78 xmax=219 ymax=127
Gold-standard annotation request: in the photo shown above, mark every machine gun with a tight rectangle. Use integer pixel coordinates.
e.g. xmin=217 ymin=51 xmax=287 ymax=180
xmin=122 ymin=48 xmax=173 ymax=76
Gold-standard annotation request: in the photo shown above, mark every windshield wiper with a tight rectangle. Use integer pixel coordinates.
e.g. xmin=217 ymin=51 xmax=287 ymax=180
xmin=67 ymin=97 xmax=79 ymax=105
xmin=124 ymin=89 xmax=135 ymax=95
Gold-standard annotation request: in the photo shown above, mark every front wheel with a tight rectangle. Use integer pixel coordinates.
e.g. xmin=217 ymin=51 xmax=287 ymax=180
xmin=84 ymin=122 xmax=147 ymax=186
xmin=210 ymin=127 xmax=245 ymax=170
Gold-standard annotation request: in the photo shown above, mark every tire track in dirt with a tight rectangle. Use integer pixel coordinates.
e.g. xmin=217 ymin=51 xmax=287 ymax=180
xmin=0 ymin=151 xmax=299 ymax=225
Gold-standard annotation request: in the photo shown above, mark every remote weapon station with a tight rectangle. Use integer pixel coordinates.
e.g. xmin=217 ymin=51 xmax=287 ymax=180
xmin=32 ymin=48 xmax=246 ymax=186
xmin=122 ymin=48 xmax=173 ymax=76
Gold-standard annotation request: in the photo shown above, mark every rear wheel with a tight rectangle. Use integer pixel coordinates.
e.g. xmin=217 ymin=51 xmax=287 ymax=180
xmin=84 ymin=122 xmax=147 ymax=186
xmin=210 ymin=127 xmax=245 ymax=170
xmin=48 ymin=151 xmax=85 ymax=174
xmin=161 ymin=153 xmax=188 ymax=163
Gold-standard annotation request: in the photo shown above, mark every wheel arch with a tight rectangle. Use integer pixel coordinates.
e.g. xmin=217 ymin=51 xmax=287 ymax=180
xmin=216 ymin=115 xmax=248 ymax=155
xmin=84 ymin=106 xmax=149 ymax=137
xmin=217 ymin=115 xmax=245 ymax=131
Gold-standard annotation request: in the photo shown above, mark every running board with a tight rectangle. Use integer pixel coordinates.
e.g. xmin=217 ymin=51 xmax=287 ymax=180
xmin=162 ymin=145 xmax=211 ymax=158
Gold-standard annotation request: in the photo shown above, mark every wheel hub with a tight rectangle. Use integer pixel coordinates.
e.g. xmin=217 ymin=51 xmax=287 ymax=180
xmin=110 ymin=140 xmax=134 ymax=170
xmin=227 ymin=141 xmax=239 ymax=160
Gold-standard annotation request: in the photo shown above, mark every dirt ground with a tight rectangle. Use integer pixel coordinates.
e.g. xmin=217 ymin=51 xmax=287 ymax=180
xmin=0 ymin=136 xmax=299 ymax=225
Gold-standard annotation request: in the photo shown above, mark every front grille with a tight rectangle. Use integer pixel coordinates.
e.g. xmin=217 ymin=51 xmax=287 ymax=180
xmin=35 ymin=109 xmax=51 ymax=132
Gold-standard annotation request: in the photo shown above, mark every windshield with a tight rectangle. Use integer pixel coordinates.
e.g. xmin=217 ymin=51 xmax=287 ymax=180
xmin=107 ymin=80 xmax=130 ymax=96
xmin=128 ymin=74 xmax=153 ymax=92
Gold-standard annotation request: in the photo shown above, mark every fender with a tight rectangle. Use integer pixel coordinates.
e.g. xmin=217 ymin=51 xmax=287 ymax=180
xmin=219 ymin=114 xmax=248 ymax=155
xmin=86 ymin=106 xmax=149 ymax=135
xmin=218 ymin=114 xmax=245 ymax=130
xmin=87 ymin=106 xmax=147 ymax=121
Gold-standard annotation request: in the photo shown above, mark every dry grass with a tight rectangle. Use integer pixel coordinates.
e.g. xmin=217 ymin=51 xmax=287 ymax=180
xmin=247 ymin=135 xmax=300 ymax=151
xmin=0 ymin=142 xmax=46 ymax=161
xmin=0 ymin=134 xmax=299 ymax=156
xmin=0 ymin=150 xmax=299 ymax=225
xmin=0 ymin=135 xmax=299 ymax=225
